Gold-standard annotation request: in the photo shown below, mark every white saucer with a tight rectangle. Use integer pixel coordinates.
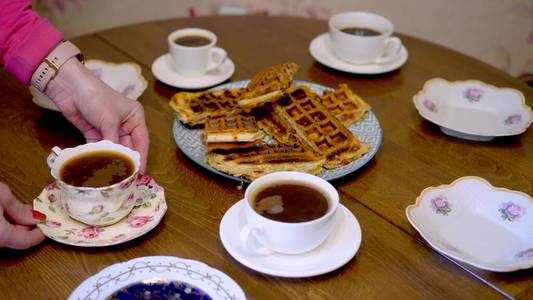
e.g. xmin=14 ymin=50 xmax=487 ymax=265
xmin=34 ymin=175 xmax=167 ymax=247
xmin=219 ymin=200 xmax=362 ymax=278
xmin=151 ymin=53 xmax=235 ymax=89
xmin=309 ymin=33 xmax=408 ymax=75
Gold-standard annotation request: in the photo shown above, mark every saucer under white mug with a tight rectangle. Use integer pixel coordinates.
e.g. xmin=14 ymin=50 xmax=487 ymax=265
xmin=151 ymin=53 xmax=235 ymax=89
xmin=219 ymin=199 xmax=362 ymax=278
xmin=34 ymin=175 xmax=167 ymax=247
xmin=309 ymin=33 xmax=408 ymax=75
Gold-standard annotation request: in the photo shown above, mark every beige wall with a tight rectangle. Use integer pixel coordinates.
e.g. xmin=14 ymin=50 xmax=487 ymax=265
xmin=34 ymin=0 xmax=533 ymax=77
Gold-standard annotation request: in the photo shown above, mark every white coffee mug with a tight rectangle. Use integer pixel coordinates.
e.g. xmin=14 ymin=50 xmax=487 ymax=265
xmin=47 ymin=140 xmax=141 ymax=226
xmin=240 ymin=172 xmax=339 ymax=255
xmin=329 ymin=11 xmax=402 ymax=65
xmin=168 ymin=28 xmax=227 ymax=77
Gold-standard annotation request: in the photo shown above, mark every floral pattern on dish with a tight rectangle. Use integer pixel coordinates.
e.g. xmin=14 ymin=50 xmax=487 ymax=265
xmin=464 ymin=87 xmax=483 ymax=102
xmin=34 ymin=176 xmax=167 ymax=247
xmin=423 ymin=99 xmax=437 ymax=112
xmin=499 ymin=202 xmax=526 ymax=222
xmin=516 ymin=248 xmax=533 ymax=260
xmin=431 ymin=195 xmax=452 ymax=216
xmin=504 ymin=114 xmax=522 ymax=126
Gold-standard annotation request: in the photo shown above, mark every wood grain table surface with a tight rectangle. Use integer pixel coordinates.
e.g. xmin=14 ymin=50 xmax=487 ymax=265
xmin=0 ymin=16 xmax=532 ymax=299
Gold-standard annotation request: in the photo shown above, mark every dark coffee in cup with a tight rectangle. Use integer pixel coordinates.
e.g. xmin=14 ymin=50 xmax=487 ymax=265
xmin=173 ymin=35 xmax=211 ymax=47
xmin=251 ymin=181 xmax=329 ymax=223
xmin=59 ymin=150 xmax=134 ymax=187
xmin=340 ymin=26 xmax=382 ymax=37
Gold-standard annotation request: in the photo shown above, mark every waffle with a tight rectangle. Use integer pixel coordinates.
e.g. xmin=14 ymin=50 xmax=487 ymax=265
xmin=238 ymin=63 xmax=299 ymax=111
xmin=275 ymin=85 xmax=370 ymax=169
xmin=207 ymin=142 xmax=326 ymax=180
xmin=319 ymin=84 xmax=371 ymax=126
xmin=205 ymin=114 xmax=262 ymax=143
xmin=169 ymin=88 xmax=246 ymax=126
xmin=251 ymin=104 xmax=298 ymax=145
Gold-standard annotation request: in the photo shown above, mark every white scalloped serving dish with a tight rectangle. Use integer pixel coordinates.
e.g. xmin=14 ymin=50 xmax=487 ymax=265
xmin=406 ymin=176 xmax=533 ymax=272
xmin=30 ymin=59 xmax=147 ymax=111
xmin=413 ymin=78 xmax=532 ymax=141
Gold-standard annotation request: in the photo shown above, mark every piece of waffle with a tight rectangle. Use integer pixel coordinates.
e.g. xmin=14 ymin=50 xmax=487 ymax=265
xmin=250 ymin=104 xmax=298 ymax=145
xmin=274 ymin=85 xmax=370 ymax=169
xmin=169 ymin=88 xmax=246 ymax=126
xmin=205 ymin=114 xmax=262 ymax=143
xmin=238 ymin=63 xmax=299 ymax=111
xmin=319 ymin=84 xmax=371 ymax=126
xmin=207 ymin=142 xmax=325 ymax=180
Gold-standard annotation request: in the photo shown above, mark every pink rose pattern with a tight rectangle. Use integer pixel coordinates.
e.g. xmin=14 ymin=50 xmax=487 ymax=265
xmin=89 ymin=205 xmax=104 ymax=215
xmin=423 ymin=99 xmax=437 ymax=113
xmin=45 ymin=181 xmax=59 ymax=191
xmin=80 ymin=227 xmax=104 ymax=239
xmin=119 ymin=178 xmax=135 ymax=190
xmin=504 ymin=114 xmax=522 ymax=126
xmin=126 ymin=216 xmax=153 ymax=228
xmin=136 ymin=174 xmax=152 ymax=187
xmin=431 ymin=195 xmax=452 ymax=216
xmin=499 ymin=202 xmax=526 ymax=222
xmin=516 ymin=248 xmax=533 ymax=260
xmin=464 ymin=88 xmax=483 ymax=102
xmin=122 ymin=84 xmax=135 ymax=96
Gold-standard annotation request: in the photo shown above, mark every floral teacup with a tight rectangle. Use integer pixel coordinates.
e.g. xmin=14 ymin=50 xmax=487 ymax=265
xmin=47 ymin=140 xmax=141 ymax=227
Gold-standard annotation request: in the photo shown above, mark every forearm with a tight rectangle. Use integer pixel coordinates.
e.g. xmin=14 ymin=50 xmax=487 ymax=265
xmin=0 ymin=0 xmax=63 ymax=84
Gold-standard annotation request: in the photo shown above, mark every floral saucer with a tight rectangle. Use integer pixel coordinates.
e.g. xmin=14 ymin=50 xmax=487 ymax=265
xmin=69 ymin=256 xmax=245 ymax=300
xmin=151 ymin=53 xmax=235 ymax=89
xmin=406 ymin=176 xmax=533 ymax=272
xmin=219 ymin=200 xmax=361 ymax=278
xmin=309 ymin=33 xmax=408 ymax=75
xmin=34 ymin=175 xmax=167 ymax=247
xmin=413 ymin=78 xmax=532 ymax=141
xmin=30 ymin=59 xmax=148 ymax=112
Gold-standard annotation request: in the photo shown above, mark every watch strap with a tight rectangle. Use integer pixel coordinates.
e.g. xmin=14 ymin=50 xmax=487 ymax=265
xmin=30 ymin=41 xmax=83 ymax=92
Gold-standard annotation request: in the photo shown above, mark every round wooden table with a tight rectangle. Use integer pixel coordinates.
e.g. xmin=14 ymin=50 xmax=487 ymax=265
xmin=0 ymin=16 xmax=532 ymax=299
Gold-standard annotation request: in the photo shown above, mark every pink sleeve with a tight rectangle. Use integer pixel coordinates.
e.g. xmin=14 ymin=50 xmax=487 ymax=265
xmin=0 ymin=0 xmax=64 ymax=84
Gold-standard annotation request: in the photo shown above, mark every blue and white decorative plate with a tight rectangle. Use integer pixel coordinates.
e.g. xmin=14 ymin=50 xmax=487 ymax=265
xmin=172 ymin=80 xmax=382 ymax=182
xmin=69 ymin=256 xmax=245 ymax=300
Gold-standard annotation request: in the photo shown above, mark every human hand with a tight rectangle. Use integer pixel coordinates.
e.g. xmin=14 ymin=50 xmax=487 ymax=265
xmin=0 ymin=183 xmax=46 ymax=249
xmin=45 ymin=58 xmax=149 ymax=172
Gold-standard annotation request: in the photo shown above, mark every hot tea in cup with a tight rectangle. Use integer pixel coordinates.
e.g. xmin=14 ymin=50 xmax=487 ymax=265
xmin=168 ymin=28 xmax=227 ymax=77
xmin=241 ymin=172 xmax=339 ymax=255
xmin=329 ymin=11 xmax=402 ymax=65
xmin=47 ymin=140 xmax=141 ymax=226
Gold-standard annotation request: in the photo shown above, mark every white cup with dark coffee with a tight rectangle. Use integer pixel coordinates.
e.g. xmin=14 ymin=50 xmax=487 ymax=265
xmin=240 ymin=172 xmax=339 ymax=255
xmin=329 ymin=11 xmax=402 ymax=65
xmin=168 ymin=28 xmax=227 ymax=77
xmin=46 ymin=140 xmax=141 ymax=226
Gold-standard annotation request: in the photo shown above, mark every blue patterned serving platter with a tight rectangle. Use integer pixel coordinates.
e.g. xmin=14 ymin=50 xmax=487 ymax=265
xmin=173 ymin=80 xmax=382 ymax=182
xmin=69 ymin=256 xmax=245 ymax=300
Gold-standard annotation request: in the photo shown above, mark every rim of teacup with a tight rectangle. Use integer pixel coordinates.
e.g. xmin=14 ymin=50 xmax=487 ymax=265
xmin=49 ymin=140 xmax=141 ymax=191
xmin=244 ymin=171 xmax=339 ymax=226
xmin=329 ymin=11 xmax=394 ymax=38
xmin=168 ymin=28 xmax=217 ymax=51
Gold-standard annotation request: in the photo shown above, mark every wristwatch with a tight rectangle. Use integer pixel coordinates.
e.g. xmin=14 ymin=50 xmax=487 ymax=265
xmin=30 ymin=41 xmax=84 ymax=92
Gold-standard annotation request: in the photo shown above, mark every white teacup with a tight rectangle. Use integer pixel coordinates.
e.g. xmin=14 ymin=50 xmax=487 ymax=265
xmin=46 ymin=140 xmax=141 ymax=227
xmin=168 ymin=28 xmax=227 ymax=77
xmin=241 ymin=172 xmax=339 ymax=255
xmin=329 ymin=11 xmax=402 ymax=65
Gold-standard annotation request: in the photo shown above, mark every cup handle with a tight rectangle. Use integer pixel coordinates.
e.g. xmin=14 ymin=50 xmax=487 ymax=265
xmin=374 ymin=37 xmax=402 ymax=64
xmin=46 ymin=146 xmax=62 ymax=169
xmin=240 ymin=225 xmax=273 ymax=256
xmin=206 ymin=47 xmax=227 ymax=72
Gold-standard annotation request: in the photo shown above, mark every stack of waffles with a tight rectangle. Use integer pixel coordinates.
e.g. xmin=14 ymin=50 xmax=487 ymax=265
xmin=169 ymin=63 xmax=372 ymax=180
